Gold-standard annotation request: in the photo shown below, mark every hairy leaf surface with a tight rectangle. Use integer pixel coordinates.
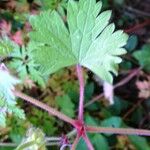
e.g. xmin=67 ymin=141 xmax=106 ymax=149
xmin=29 ymin=0 xmax=128 ymax=83
xmin=0 ymin=63 xmax=25 ymax=127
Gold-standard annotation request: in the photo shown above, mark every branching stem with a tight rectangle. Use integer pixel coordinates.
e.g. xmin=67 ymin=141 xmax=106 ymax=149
xmin=12 ymin=66 xmax=150 ymax=150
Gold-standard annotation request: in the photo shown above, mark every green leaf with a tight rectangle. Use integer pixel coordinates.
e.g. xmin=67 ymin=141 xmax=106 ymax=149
xmin=91 ymin=134 xmax=109 ymax=150
xmin=56 ymin=95 xmax=75 ymax=117
xmin=39 ymin=0 xmax=67 ymax=10
xmin=0 ymin=64 xmax=25 ymax=127
xmin=29 ymin=0 xmax=128 ymax=83
xmin=128 ymin=135 xmax=150 ymax=150
xmin=100 ymin=116 xmax=122 ymax=136
xmin=85 ymin=82 xmax=94 ymax=101
xmin=85 ymin=115 xmax=98 ymax=126
xmin=0 ymin=112 xmax=6 ymax=127
xmin=77 ymin=134 xmax=109 ymax=150
xmin=101 ymin=116 xmax=122 ymax=127
xmin=125 ymin=35 xmax=138 ymax=52
xmin=9 ymin=45 xmax=46 ymax=87
xmin=0 ymin=37 xmax=16 ymax=57
xmin=0 ymin=64 xmax=20 ymax=103
xmin=16 ymin=127 xmax=47 ymax=150
xmin=76 ymin=138 xmax=88 ymax=150
xmin=108 ymin=96 xmax=130 ymax=115
xmin=133 ymin=44 xmax=150 ymax=71
xmin=11 ymin=107 xmax=25 ymax=120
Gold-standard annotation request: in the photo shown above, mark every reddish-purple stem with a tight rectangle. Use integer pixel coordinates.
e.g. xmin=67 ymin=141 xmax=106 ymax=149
xmin=71 ymin=135 xmax=80 ymax=150
xmin=13 ymin=90 xmax=75 ymax=126
xmin=76 ymin=65 xmax=84 ymax=122
xmin=86 ymin=126 xmax=150 ymax=136
xmin=82 ymin=134 xmax=94 ymax=150
xmin=84 ymin=67 xmax=141 ymax=108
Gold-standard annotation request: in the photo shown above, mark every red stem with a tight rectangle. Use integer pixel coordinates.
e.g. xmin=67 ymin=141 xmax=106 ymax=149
xmin=71 ymin=135 xmax=80 ymax=150
xmin=13 ymin=90 xmax=75 ymax=126
xmin=124 ymin=20 xmax=150 ymax=33
xmin=82 ymin=134 xmax=94 ymax=150
xmin=84 ymin=67 xmax=141 ymax=108
xmin=76 ymin=65 xmax=84 ymax=122
xmin=86 ymin=126 xmax=150 ymax=136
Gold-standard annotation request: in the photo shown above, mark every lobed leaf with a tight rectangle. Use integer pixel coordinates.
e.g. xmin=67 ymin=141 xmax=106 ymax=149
xmin=0 ymin=63 xmax=25 ymax=127
xmin=29 ymin=0 xmax=128 ymax=83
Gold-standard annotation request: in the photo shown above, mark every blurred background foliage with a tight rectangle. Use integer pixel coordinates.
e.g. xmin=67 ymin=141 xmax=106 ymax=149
xmin=0 ymin=0 xmax=150 ymax=149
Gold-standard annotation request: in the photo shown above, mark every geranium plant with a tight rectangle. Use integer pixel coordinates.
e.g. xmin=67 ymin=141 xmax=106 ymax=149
xmin=0 ymin=0 xmax=150 ymax=149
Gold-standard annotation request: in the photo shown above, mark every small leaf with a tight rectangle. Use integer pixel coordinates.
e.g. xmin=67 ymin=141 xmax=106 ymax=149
xmin=91 ymin=134 xmax=109 ymax=150
xmin=12 ymin=107 xmax=25 ymax=120
xmin=0 ymin=63 xmax=20 ymax=102
xmin=128 ymin=135 xmax=150 ymax=150
xmin=0 ymin=63 xmax=25 ymax=127
xmin=16 ymin=127 xmax=46 ymax=150
xmin=76 ymin=138 xmax=88 ymax=150
xmin=9 ymin=45 xmax=46 ymax=88
xmin=100 ymin=116 xmax=122 ymax=136
xmin=85 ymin=115 xmax=98 ymax=126
xmin=0 ymin=112 xmax=6 ymax=127
xmin=125 ymin=35 xmax=138 ymax=52
xmin=133 ymin=44 xmax=150 ymax=71
xmin=0 ymin=37 xmax=16 ymax=56
xmin=56 ymin=95 xmax=75 ymax=117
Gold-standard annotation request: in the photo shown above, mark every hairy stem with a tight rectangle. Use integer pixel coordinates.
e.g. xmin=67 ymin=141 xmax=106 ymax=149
xmin=76 ymin=65 xmax=84 ymax=121
xmin=86 ymin=126 xmax=150 ymax=136
xmin=13 ymin=90 xmax=75 ymax=126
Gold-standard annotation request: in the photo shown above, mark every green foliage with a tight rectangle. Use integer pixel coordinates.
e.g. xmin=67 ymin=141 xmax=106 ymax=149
xmin=16 ymin=127 xmax=46 ymax=150
xmin=101 ymin=116 xmax=122 ymax=127
xmin=84 ymin=82 xmax=95 ymax=101
xmin=85 ymin=115 xmax=98 ymax=126
xmin=128 ymin=135 xmax=150 ymax=150
xmin=108 ymin=96 xmax=130 ymax=115
xmin=29 ymin=0 xmax=128 ymax=83
xmin=101 ymin=116 xmax=122 ymax=136
xmin=29 ymin=108 xmax=57 ymax=136
xmin=9 ymin=117 xmax=28 ymax=144
xmin=92 ymin=134 xmax=109 ymax=150
xmin=0 ymin=37 xmax=15 ymax=57
xmin=133 ymin=44 xmax=150 ymax=71
xmin=9 ymin=44 xmax=46 ymax=87
xmin=0 ymin=111 xmax=6 ymax=127
xmin=39 ymin=0 xmax=67 ymax=10
xmin=76 ymin=138 xmax=88 ymax=149
xmin=77 ymin=134 xmax=109 ymax=150
xmin=0 ymin=64 xmax=25 ymax=127
xmin=56 ymin=95 xmax=75 ymax=118
xmin=125 ymin=35 xmax=138 ymax=52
